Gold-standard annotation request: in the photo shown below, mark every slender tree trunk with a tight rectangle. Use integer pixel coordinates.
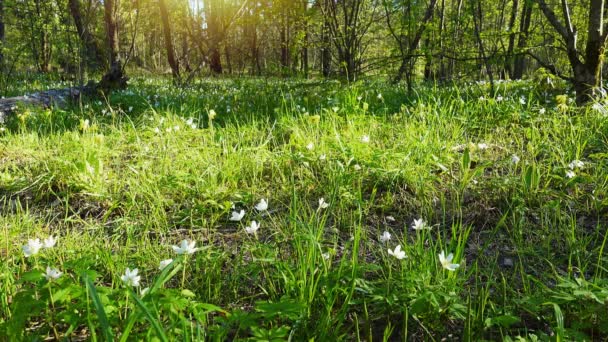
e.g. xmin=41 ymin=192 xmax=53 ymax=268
xmin=505 ymin=0 xmax=518 ymax=78
xmin=301 ymin=0 xmax=309 ymax=78
xmin=438 ymin=0 xmax=446 ymax=79
xmin=513 ymin=0 xmax=532 ymax=79
xmin=159 ymin=0 xmax=180 ymax=81
xmin=225 ymin=45 xmax=232 ymax=74
xmin=0 ymin=0 xmax=4 ymax=67
xmin=182 ymin=33 xmax=191 ymax=72
xmin=280 ymin=8 xmax=289 ymax=74
xmin=472 ymin=0 xmax=495 ymax=93
xmin=321 ymin=0 xmax=331 ymax=77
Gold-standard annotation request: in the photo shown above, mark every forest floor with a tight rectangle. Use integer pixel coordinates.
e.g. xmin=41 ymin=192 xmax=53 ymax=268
xmin=1 ymin=76 xmax=607 ymax=341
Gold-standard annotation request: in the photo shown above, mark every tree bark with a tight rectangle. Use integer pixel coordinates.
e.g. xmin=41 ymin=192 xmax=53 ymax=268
xmin=0 ymin=0 xmax=4 ymax=67
xmin=513 ymin=0 xmax=532 ymax=79
xmin=321 ymin=0 xmax=331 ymax=77
xmin=99 ymin=0 xmax=127 ymax=92
xmin=535 ymin=0 xmax=606 ymax=104
xmin=159 ymin=0 xmax=180 ymax=81
xmin=505 ymin=0 xmax=518 ymax=78
xmin=68 ymin=0 xmax=104 ymax=69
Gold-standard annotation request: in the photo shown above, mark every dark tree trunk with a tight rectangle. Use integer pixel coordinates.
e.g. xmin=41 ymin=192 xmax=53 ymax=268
xmin=159 ymin=0 xmax=180 ymax=81
xmin=250 ymin=22 xmax=261 ymax=75
xmin=68 ymin=0 xmax=104 ymax=69
xmin=209 ymin=45 xmax=222 ymax=74
xmin=99 ymin=0 xmax=127 ymax=92
xmin=0 ymin=0 xmax=4 ymax=67
xmin=225 ymin=45 xmax=232 ymax=74
xmin=472 ymin=0 xmax=495 ymax=93
xmin=513 ymin=0 xmax=532 ymax=79
xmin=301 ymin=1 xmax=309 ymax=78
xmin=321 ymin=2 xmax=331 ymax=77
xmin=280 ymin=10 xmax=289 ymax=73
xmin=505 ymin=0 xmax=518 ymax=78
xmin=182 ymin=33 xmax=191 ymax=72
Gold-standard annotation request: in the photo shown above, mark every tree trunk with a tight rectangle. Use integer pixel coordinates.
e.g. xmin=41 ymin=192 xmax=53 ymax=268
xmin=472 ymin=0 xmax=495 ymax=93
xmin=280 ymin=10 xmax=289 ymax=73
xmin=99 ymin=0 xmax=127 ymax=92
xmin=321 ymin=0 xmax=331 ymax=77
xmin=301 ymin=0 xmax=309 ymax=78
xmin=513 ymin=0 xmax=532 ymax=79
xmin=159 ymin=0 xmax=180 ymax=81
xmin=209 ymin=44 xmax=222 ymax=74
xmin=535 ymin=0 xmax=606 ymax=104
xmin=0 ymin=0 xmax=4 ymax=67
xmin=68 ymin=0 xmax=104 ymax=70
xmin=505 ymin=0 xmax=518 ymax=78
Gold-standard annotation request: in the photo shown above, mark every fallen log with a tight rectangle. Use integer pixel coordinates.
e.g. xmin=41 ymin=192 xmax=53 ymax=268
xmin=0 ymin=87 xmax=82 ymax=123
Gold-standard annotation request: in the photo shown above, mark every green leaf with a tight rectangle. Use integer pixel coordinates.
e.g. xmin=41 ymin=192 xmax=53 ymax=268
xmin=129 ymin=290 xmax=169 ymax=342
xmin=84 ymin=274 xmax=114 ymax=342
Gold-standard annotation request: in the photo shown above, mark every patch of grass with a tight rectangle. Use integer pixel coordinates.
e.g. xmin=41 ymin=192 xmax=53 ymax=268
xmin=1 ymin=77 xmax=607 ymax=340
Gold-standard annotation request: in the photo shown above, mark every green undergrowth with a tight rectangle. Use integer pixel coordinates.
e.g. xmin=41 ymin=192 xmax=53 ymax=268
xmin=1 ymin=77 xmax=607 ymax=341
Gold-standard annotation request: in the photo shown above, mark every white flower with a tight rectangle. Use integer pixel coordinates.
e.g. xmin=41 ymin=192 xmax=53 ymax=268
xmin=159 ymin=259 xmax=173 ymax=270
xmin=44 ymin=266 xmax=63 ymax=281
xmin=172 ymin=240 xmax=198 ymax=255
xmin=43 ymin=236 xmax=57 ymax=249
xmin=411 ymin=218 xmax=428 ymax=230
xmin=519 ymin=96 xmax=526 ymax=105
xmin=361 ymin=135 xmax=370 ymax=143
xmin=22 ymin=239 xmax=43 ymax=258
xmin=511 ymin=155 xmax=520 ymax=164
xmin=353 ymin=164 xmax=362 ymax=171
xmin=245 ymin=221 xmax=260 ymax=234
xmin=208 ymin=109 xmax=217 ymax=120
xmin=322 ymin=252 xmax=330 ymax=260
xmin=255 ymin=199 xmax=268 ymax=211
xmin=306 ymin=142 xmax=314 ymax=150
xmin=377 ymin=93 xmax=383 ymax=100
xmin=128 ymin=106 xmax=133 ymax=112
xmin=496 ymin=95 xmax=503 ymax=102
xmin=477 ymin=143 xmax=488 ymax=150
xmin=438 ymin=250 xmax=460 ymax=271
xmin=230 ymin=209 xmax=245 ymax=221
xmin=379 ymin=231 xmax=391 ymax=243
xmin=385 ymin=215 xmax=396 ymax=222
xmin=153 ymin=127 xmax=160 ymax=134
xmin=566 ymin=170 xmax=576 ymax=179
xmin=539 ymin=108 xmax=546 ymax=115
xmin=388 ymin=245 xmax=406 ymax=260
xmin=318 ymin=198 xmax=329 ymax=209
xmin=121 ymin=268 xmax=141 ymax=287
xmin=568 ymin=160 xmax=584 ymax=169
xmin=319 ymin=154 xmax=326 ymax=161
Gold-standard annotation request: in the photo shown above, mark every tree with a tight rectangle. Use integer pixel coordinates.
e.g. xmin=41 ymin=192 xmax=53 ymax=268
xmin=159 ymin=0 xmax=180 ymax=81
xmin=98 ymin=0 xmax=127 ymax=91
xmin=513 ymin=0 xmax=533 ymax=79
xmin=0 ymin=0 xmax=4 ymax=67
xmin=323 ymin=0 xmax=378 ymax=81
xmin=68 ymin=0 xmax=104 ymax=70
xmin=384 ymin=0 xmax=438 ymax=87
xmin=534 ymin=0 xmax=607 ymax=104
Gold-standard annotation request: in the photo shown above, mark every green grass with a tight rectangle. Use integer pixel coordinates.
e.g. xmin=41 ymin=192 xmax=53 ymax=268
xmin=1 ymin=77 xmax=608 ymax=340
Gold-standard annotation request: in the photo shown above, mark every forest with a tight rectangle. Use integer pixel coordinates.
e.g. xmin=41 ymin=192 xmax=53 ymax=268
xmin=1 ymin=0 xmax=608 ymax=341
